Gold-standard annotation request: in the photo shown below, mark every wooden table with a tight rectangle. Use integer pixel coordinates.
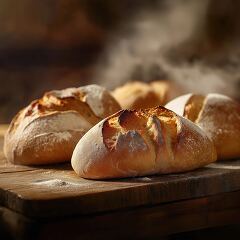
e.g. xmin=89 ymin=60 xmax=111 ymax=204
xmin=1 ymin=125 xmax=240 ymax=239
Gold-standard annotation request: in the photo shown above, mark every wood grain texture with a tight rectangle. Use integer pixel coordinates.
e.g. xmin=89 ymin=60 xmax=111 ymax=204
xmin=1 ymin=125 xmax=240 ymax=219
xmin=36 ymin=191 xmax=240 ymax=240
xmin=1 ymin=191 xmax=240 ymax=240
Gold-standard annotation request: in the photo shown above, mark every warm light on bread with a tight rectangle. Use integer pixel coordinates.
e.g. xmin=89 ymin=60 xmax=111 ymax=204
xmin=4 ymin=84 xmax=121 ymax=165
xmin=71 ymin=106 xmax=216 ymax=179
xmin=165 ymin=93 xmax=240 ymax=160
xmin=111 ymin=80 xmax=181 ymax=110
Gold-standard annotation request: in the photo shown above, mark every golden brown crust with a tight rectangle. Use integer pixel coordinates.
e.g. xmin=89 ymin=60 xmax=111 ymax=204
xmin=111 ymin=80 xmax=182 ymax=110
xmin=165 ymin=93 xmax=240 ymax=160
xmin=4 ymin=85 xmax=121 ymax=165
xmin=10 ymin=129 xmax=86 ymax=165
xmin=183 ymin=94 xmax=205 ymax=122
xmin=8 ymin=93 xmax=100 ymax=135
xmin=71 ymin=106 xmax=216 ymax=179
xmin=150 ymin=80 xmax=183 ymax=105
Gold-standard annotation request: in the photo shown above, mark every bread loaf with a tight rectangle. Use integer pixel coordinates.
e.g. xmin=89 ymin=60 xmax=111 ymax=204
xmin=111 ymin=80 xmax=181 ymax=110
xmin=165 ymin=93 xmax=240 ymax=160
xmin=4 ymin=84 xmax=121 ymax=165
xmin=71 ymin=106 xmax=216 ymax=179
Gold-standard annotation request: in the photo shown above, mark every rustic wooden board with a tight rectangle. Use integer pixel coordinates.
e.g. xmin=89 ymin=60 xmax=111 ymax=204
xmin=2 ymin=191 xmax=240 ymax=240
xmin=1 ymin=125 xmax=240 ymax=219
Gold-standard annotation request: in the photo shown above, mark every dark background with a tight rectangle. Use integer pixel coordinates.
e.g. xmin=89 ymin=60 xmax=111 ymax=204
xmin=1 ymin=0 xmax=240 ymax=123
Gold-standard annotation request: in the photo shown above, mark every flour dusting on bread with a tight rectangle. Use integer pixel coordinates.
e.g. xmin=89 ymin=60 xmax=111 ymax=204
xmin=4 ymin=84 xmax=121 ymax=165
xmin=72 ymin=106 xmax=216 ymax=179
xmin=166 ymin=93 xmax=240 ymax=160
xmin=115 ymin=130 xmax=148 ymax=152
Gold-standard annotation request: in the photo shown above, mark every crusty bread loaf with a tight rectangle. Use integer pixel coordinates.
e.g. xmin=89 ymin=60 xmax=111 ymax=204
xmin=165 ymin=93 xmax=240 ymax=160
xmin=71 ymin=106 xmax=216 ymax=179
xmin=111 ymin=80 xmax=181 ymax=110
xmin=4 ymin=84 xmax=121 ymax=165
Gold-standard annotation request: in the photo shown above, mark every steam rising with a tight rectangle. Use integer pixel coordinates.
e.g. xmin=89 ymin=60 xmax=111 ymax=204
xmin=95 ymin=0 xmax=240 ymax=98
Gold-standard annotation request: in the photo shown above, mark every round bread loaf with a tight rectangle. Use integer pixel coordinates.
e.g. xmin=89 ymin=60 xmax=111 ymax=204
xmin=111 ymin=80 xmax=181 ymax=110
xmin=71 ymin=106 xmax=217 ymax=179
xmin=165 ymin=93 xmax=240 ymax=160
xmin=4 ymin=84 xmax=121 ymax=165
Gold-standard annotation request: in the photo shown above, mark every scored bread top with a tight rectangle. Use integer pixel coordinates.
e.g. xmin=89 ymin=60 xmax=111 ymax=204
xmin=9 ymin=84 xmax=121 ymax=134
xmin=72 ymin=106 xmax=216 ymax=179
xmin=4 ymin=84 xmax=121 ymax=165
xmin=165 ymin=93 xmax=240 ymax=160
xmin=102 ymin=107 xmax=177 ymax=158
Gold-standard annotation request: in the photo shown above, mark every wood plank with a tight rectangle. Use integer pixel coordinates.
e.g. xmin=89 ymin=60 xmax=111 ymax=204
xmin=1 ymin=125 xmax=240 ymax=218
xmin=2 ymin=191 xmax=240 ymax=240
